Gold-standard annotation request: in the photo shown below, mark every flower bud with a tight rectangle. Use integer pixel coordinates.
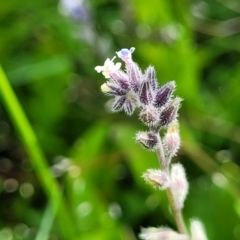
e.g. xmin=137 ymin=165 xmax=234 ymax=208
xmin=159 ymin=97 xmax=182 ymax=128
xmin=190 ymin=219 xmax=208 ymax=240
xmin=139 ymin=79 xmax=154 ymax=105
xmin=135 ymin=131 xmax=159 ymax=151
xmin=139 ymin=106 xmax=160 ymax=127
xmin=143 ymin=66 xmax=158 ymax=91
xmin=171 ymin=163 xmax=189 ymax=210
xmin=164 ymin=122 xmax=180 ymax=159
xmin=154 ymin=81 xmax=176 ymax=108
xmin=139 ymin=227 xmax=188 ymax=240
xmin=142 ymin=169 xmax=171 ymax=190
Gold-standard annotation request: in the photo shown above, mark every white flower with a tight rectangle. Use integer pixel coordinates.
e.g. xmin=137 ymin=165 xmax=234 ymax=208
xmin=94 ymin=57 xmax=121 ymax=78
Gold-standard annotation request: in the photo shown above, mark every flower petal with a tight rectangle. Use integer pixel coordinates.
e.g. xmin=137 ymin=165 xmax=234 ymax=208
xmin=95 ymin=66 xmax=104 ymax=72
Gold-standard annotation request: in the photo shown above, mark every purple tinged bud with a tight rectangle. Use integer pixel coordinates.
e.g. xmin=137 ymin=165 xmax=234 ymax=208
xmin=159 ymin=97 xmax=182 ymax=128
xmin=190 ymin=219 xmax=208 ymax=240
xmin=144 ymin=66 xmax=158 ymax=91
xmin=135 ymin=131 xmax=159 ymax=151
xmin=142 ymin=169 xmax=171 ymax=190
xmin=164 ymin=122 xmax=180 ymax=160
xmin=154 ymin=81 xmax=176 ymax=108
xmin=139 ymin=106 xmax=160 ymax=127
xmin=112 ymin=96 xmax=126 ymax=112
xmin=139 ymin=227 xmax=188 ymax=240
xmin=171 ymin=163 xmax=189 ymax=210
xmin=127 ymin=62 xmax=142 ymax=93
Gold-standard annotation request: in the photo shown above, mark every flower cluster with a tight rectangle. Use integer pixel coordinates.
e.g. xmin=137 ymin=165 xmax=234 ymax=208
xmin=95 ymin=48 xmax=208 ymax=240
xmin=95 ymin=48 xmax=181 ymax=151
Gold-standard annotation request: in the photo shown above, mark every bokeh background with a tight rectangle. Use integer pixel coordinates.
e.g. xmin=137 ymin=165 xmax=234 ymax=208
xmin=1 ymin=0 xmax=240 ymax=239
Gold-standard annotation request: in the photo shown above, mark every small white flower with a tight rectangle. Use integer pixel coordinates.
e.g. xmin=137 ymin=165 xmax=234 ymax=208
xmin=95 ymin=57 xmax=121 ymax=78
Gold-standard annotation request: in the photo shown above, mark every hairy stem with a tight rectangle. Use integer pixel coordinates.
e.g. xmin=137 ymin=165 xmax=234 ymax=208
xmin=156 ymin=136 xmax=188 ymax=235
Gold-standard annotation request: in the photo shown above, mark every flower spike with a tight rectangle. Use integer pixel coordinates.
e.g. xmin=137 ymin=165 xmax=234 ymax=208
xmin=95 ymin=47 xmax=196 ymax=240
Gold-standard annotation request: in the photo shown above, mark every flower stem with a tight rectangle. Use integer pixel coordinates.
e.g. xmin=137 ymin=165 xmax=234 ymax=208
xmin=156 ymin=136 xmax=188 ymax=235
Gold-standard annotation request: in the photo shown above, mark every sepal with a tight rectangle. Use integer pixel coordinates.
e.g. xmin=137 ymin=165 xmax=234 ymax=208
xmin=127 ymin=62 xmax=142 ymax=93
xmin=159 ymin=97 xmax=182 ymax=128
xmin=143 ymin=66 xmax=158 ymax=91
xmin=112 ymin=96 xmax=126 ymax=112
xmin=154 ymin=81 xmax=176 ymax=108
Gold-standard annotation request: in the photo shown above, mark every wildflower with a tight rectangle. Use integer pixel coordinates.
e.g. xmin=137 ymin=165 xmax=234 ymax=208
xmin=95 ymin=47 xmax=196 ymax=240
xmin=100 ymin=69 xmax=139 ymax=115
xmin=95 ymin=57 xmax=121 ymax=78
xmin=116 ymin=47 xmax=135 ymax=64
xmin=142 ymin=169 xmax=171 ymax=190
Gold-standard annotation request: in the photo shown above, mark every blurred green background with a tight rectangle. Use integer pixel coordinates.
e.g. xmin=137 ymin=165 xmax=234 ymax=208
xmin=1 ymin=0 xmax=240 ymax=239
